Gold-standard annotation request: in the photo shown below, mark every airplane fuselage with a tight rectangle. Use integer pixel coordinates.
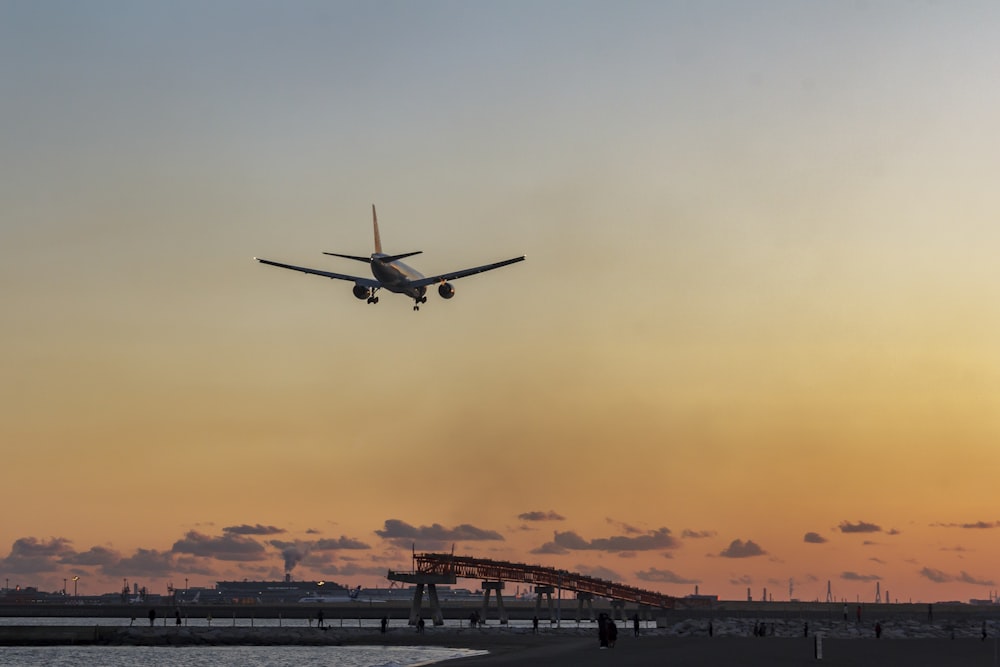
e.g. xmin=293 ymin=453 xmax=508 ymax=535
xmin=370 ymin=253 xmax=427 ymax=300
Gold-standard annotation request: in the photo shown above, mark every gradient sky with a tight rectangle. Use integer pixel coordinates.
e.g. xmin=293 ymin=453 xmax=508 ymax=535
xmin=3 ymin=1 xmax=1000 ymax=604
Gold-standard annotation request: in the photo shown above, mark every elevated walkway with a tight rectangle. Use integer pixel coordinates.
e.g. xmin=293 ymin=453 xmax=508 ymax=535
xmin=388 ymin=552 xmax=674 ymax=624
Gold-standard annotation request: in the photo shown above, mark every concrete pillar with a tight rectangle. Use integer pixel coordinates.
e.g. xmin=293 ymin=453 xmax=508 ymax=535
xmin=575 ymin=592 xmax=595 ymax=622
xmin=408 ymin=583 xmax=425 ymax=626
xmin=610 ymin=599 xmax=626 ymax=621
xmin=535 ymin=585 xmax=556 ymax=623
xmin=426 ymin=583 xmax=444 ymax=626
xmin=481 ymin=581 xmax=508 ymax=624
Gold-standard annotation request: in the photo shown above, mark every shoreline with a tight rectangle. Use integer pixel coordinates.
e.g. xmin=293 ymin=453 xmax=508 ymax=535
xmin=4 ymin=620 xmax=1000 ymax=666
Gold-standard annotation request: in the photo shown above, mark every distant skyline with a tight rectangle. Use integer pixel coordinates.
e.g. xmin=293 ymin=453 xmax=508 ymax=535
xmin=3 ymin=0 xmax=1000 ymax=603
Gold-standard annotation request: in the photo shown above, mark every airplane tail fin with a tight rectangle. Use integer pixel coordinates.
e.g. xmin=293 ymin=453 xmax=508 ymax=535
xmin=372 ymin=204 xmax=382 ymax=254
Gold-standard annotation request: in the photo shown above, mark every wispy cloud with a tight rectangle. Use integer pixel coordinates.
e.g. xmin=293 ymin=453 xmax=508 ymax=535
xmin=839 ymin=521 xmax=881 ymax=534
xmin=223 ymin=524 xmax=286 ymax=536
xmin=533 ymin=528 xmax=680 ymax=554
xmin=518 ymin=510 xmax=565 ymax=522
xmin=682 ymin=529 xmax=717 ymax=539
xmin=919 ymin=568 xmax=995 ymax=586
xmin=636 ymin=567 xmax=699 ymax=585
xmin=803 ymin=532 xmax=828 ymax=544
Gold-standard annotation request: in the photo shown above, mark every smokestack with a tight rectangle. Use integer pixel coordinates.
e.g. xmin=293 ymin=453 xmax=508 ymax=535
xmin=285 ymin=572 xmax=291 ymax=583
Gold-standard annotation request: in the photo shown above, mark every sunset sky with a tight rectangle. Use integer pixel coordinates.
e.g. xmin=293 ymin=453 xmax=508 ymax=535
xmin=3 ymin=1 xmax=1000 ymax=604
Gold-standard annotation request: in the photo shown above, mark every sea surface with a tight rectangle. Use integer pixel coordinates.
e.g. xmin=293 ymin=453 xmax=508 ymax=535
xmin=0 ymin=645 xmax=486 ymax=667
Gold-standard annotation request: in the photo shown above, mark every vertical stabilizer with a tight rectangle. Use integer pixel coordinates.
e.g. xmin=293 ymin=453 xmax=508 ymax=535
xmin=372 ymin=204 xmax=383 ymax=254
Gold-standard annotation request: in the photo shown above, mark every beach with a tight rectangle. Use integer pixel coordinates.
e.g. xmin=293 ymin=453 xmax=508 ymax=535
xmin=4 ymin=621 xmax=1000 ymax=666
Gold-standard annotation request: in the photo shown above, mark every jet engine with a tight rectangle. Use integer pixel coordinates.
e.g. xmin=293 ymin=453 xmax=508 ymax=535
xmin=352 ymin=284 xmax=371 ymax=300
xmin=438 ymin=282 xmax=455 ymax=299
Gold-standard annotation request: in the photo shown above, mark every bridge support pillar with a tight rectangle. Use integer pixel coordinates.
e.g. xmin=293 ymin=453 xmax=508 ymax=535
xmin=534 ymin=585 xmax=556 ymax=623
xmin=387 ymin=570 xmax=455 ymax=627
xmin=576 ymin=592 xmax=595 ymax=622
xmin=405 ymin=583 xmax=444 ymax=626
xmin=610 ymin=599 xmax=627 ymax=621
xmin=480 ymin=581 xmax=508 ymax=624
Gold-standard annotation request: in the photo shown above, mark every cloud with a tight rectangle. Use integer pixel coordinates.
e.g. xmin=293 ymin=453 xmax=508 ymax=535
xmin=918 ymin=567 xmax=995 ymax=586
xmin=636 ymin=568 xmax=700 ymax=585
xmin=223 ymin=524 xmax=286 ymax=536
xmin=682 ymin=529 xmax=717 ymax=539
xmin=534 ymin=528 xmax=680 ymax=554
xmin=719 ymin=539 xmax=766 ymax=558
xmin=606 ymin=519 xmax=643 ymax=535
xmin=841 ymin=571 xmax=880 ymax=582
xmin=838 ymin=521 xmax=882 ymax=534
xmin=101 ymin=548 xmax=176 ymax=577
xmin=933 ymin=521 xmax=999 ymax=529
xmin=171 ymin=531 xmax=267 ymax=562
xmin=803 ymin=532 xmax=828 ymax=544
xmin=529 ymin=542 xmax=568 ymax=555
xmin=311 ymin=537 xmax=370 ymax=551
xmin=960 ymin=571 xmax=996 ymax=586
xmin=1 ymin=537 xmax=76 ymax=573
xmin=375 ymin=519 xmax=504 ymax=548
xmin=517 ymin=510 xmax=565 ymax=522
xmin=730 ymin=575 xmax=753 ymax=586
xmin=60 ymin=546 xmax=121 ymax=567
xmin=577 ymin=564 xmax=622 ymax=581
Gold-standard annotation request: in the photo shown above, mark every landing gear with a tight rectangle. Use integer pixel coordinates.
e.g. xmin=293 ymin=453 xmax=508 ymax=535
xmin=412 ymin=296 xmax=427 ymax=311
xmin=367 ymin=296 xmax=379 ymax=304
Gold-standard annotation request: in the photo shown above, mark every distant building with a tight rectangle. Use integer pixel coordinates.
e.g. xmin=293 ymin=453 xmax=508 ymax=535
xmin=214 ymin=576 xmax=349 ymax=604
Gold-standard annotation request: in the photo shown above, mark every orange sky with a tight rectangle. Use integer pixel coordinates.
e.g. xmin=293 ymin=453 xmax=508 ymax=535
xmin=3 ymin=1 xmax=1000 ymax=604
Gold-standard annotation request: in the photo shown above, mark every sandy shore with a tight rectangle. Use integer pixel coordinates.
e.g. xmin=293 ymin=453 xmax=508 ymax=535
xmin=5 ymin=622 xmax=1000 ymax=665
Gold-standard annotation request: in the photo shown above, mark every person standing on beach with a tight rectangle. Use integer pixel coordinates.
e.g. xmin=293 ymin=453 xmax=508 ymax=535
xmin=532 ymin=615 xmax=538 ymax=634
xmin=983 ymin=620 xmax=988 ymax=641
xmin=317 ymin=609 xmax=324 ymax=628
xmin=608 ymin=619 xmax=618 ymax=647
xmin=381 ymin=615 xmax=388 ymax=633
xmin=175 ymin=610 xmax=181 ymax=626
xmin=875 ymin=621 xmax=881 ymax=638
xmin=633 ymin=614 xmax=640 ymax=637
xmin=148 ymin=608 xmax=156 ymax=627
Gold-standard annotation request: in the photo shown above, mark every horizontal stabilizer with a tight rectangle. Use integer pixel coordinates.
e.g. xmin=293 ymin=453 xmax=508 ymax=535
xmin=324 ymin=252 xmax=372 ymax=263
xmin=380 ymin=251 xmax=422 ymax=262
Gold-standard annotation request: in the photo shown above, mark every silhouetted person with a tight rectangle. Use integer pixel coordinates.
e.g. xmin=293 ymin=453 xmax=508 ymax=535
xmin=532 ymin=615 xmax=539 ymax=634
xmin=983 ymin=620 xmax=988 ymax=641
xmin=316 ymin=609 xmax=324 ymax=628
xmin=148 ymin=608 xmax=156 ymax=627
xmin=804 ymin=621 xmax=809 ymax=637
xmin=875 ymin=621 xmax=881 ymax=638
xmin=607 ymin=619 xmax=618 ymax=647
xmin=416 ymin=616 xmax=425 ymax=633
xmin=598 ymin=613 xmax=609 ymax=648
xmin=381 ymin=615 xmax=388 ymax=633
xmin=633 ymin=613 xmax=641 ymax=637
xmin=175 ymin=610 xmax=181 ymax=626
xmin=708 ymin=619 xmax=713 ymax=637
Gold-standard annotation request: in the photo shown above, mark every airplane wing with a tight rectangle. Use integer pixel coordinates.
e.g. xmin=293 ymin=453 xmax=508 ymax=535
xmin=410 ymin=256 xmax=525 ymax=288
xmin=254 ymin=257 xmax=381 ymax=288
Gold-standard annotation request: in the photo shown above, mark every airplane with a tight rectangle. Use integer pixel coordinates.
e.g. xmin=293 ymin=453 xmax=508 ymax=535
xmin=255 ymin=205 xmax=525 ymax=310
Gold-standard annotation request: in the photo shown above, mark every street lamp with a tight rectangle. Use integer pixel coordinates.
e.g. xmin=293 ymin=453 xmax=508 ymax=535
xmin=73 ymin=576 xmax=79 ymax=599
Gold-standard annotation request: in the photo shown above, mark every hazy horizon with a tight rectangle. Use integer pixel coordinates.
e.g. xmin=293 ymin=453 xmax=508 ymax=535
xmin=3 ymin=1 xmax=1000 ymax=605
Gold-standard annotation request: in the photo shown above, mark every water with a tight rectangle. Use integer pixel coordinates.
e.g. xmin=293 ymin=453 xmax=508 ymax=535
xmin=0 ymin=645 xmax=486 ymax=667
